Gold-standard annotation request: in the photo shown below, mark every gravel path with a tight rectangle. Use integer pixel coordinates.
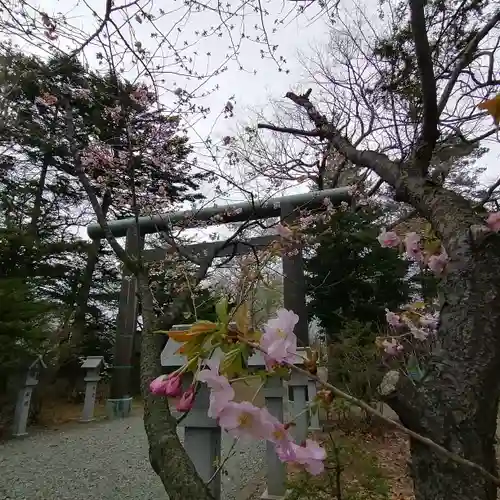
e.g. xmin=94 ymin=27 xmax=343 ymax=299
xmin=0 ymin=415 xmax=265 ymax=500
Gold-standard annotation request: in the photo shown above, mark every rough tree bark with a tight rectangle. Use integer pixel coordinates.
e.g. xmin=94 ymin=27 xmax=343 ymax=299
xmin=137 ymin=271 xmax=215 ymax=500
xmin=384 ymin=180 xmax=500 ymax=500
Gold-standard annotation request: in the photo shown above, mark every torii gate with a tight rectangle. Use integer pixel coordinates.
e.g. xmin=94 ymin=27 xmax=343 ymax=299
xmin=87 ymin=187 xmax=351 ymax=418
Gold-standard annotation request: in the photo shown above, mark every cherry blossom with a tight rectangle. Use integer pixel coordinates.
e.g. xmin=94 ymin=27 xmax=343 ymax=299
xmin=404 ymin=232 xmax=424 ymax=262
xmin=382 ymin=338 xmax=403 ymax=355
xmin=420 ymin=314 xmax=438 ymax=331
xmin=72 ymin=88 xmax=91 ymax=100
xmin=377 ymin=228 xmax=400 ymax=248
xmin=385 ymin=309 xmax=402 ymax=328
xmin=427 ymin=249 xmax=448 ymax=276
xmin=218 ymin=401 xmax=274 ymax=439
xmin=149 ymin=373 xmax=183 ymax=397
xmin=80 ymin=143 xmax=115 ymax=170
xmin=276 ymin=223 xmax=293 ymax=240
xmin=35 ymin=93 xmax=58 ymax=107
xmin=150 ymin=375 xmax=170 ymax=395
xmin=410 ymin=325 xmax=429 ymax=341
xmin=260 ymin=308 xmax=298 ymax=364
xmin=486 ymin=212 xmax=500 ymax=232
xmin=261 ymin=408 xmax=296 ymax=460
xmin=130 ymin=86 xmax=150 ymax=107
xmin=277 ymin=439 xmax=326 ymax=475
xmin=197 ymin=359 xmax=235 ymax=417
xmin=176 ymin=385 xmax=196 ymax=412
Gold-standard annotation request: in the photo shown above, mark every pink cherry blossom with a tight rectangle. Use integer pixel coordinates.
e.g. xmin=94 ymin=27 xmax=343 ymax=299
xmin=277 ymin=439 xmax=326 ymax=475
xmin=130 ymin=86 xmax=150 ymax=106
xmin=382 ymin=338 xmax=403 ymax=355
xmin=44 ymin=30 xmax=58 ymax=40
xmin=410 ymin=325 xmax=429 ymax=341
xmin=377 ymin=228 xmax=400 ymax=248
xmin=404 ymin=232 xmax=424 ymax=262
xmin=276 ymin=224 xmax=293 ymax=240
xmin=420 ymin=314 xmax=438 ymax=331
xmin=427 ymin=249 xmax=448 ymax=276
xmin=385 ymin=309 xmax=402 ymax=328
xmin=80 ymin=143 xmax=115 ymax=170
xmin=486 ymin=212 xmax=500 ymax=232
xmin=150 ymin=375 xmax=169 ymax=395
xmin=218 ymin=401 xmax=274 ymax=440
xmin=149 ymin=373 xmax=183 ymax=397
xmin=260 ymin=309 xmax=298 ymax=364
xmin=176 ymin=385 xmax=196 ymax=412
xmin=35 ymin=93 xmax=58 ymax=107
xmin=197 ymin=359 xmax=235 ymax=417
xmin=261 ymin=408 xmax=296 ymax=460
xmin=72 ymin=88 xmax=91 ymax=100
xmin=164 ymin=373 xmax=183 ymax=397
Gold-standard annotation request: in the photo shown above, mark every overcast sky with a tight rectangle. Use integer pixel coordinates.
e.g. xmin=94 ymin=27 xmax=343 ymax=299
xmin=4 ymin=0 xmax=500 ymax=244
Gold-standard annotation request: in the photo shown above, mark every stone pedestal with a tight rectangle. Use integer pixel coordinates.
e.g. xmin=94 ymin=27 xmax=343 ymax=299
xmin=80 ymin=356 xmax=104 ymax=422
xmin=106 ymin=397 xmax=133 ymax=419
xmin=12 ymin=356 xmax=45 ymax=437
xmin=181 ymin=374 xmax=222 ymax=500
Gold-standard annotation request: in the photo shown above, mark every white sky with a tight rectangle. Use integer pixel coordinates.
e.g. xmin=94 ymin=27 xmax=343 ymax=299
xmin=4 ymin=0 xmax=500 ymax=245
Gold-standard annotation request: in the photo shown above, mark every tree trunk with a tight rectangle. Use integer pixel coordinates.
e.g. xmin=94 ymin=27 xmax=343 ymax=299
xmin=71 ymin=190 xmax=112 ymax=347
xmin=28 ymin=154 xmax=49 ymax=238
xmin=384 ymin=186 xmax=500 ymax=500
xmin=137 ymin=273 xmax=214 ymax=500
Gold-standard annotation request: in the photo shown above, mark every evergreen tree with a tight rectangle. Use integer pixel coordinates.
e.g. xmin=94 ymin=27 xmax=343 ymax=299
xmin=0 ymin=51 xmax=207 ymax=358
xmin=305 ymin=206 xmax=414 ymax=341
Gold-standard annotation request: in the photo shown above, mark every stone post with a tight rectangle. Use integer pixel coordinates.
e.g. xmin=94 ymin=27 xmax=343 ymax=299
xmin=180 ymin=373 xmax=222 ymax=500
xmin=308 ymin=379 xmax=321 ymax=431
xmin=248 ymin=351 xmax=288 ymax=500
xmin=287 ymin=348 xmax=311 ymax=444
xmin=12 ymin=356 xmax=46 ymax=437
xmin=80 ymin=356 xmax=104 ymax=423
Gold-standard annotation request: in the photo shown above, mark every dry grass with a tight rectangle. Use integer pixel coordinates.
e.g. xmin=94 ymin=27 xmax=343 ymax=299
xmin=286 ymin=413 xmax=414 ymax=500
xmin=35 ymin=398 xmax=144 ymax=428
xmin=35 ymin=377 xmax=265 ymax=429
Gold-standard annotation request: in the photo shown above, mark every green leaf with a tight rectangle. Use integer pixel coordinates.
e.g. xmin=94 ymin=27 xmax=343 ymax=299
xmin=407 ymin=354 xmax=425 ymax=382
xmin=221 ymin=345 xmax=245 ymax=378
xmin=215 ymin=296 xmax=229 ymax=324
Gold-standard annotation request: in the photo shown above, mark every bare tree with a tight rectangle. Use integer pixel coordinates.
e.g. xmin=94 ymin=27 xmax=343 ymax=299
xmin=257 ymin=1 xmax=500 ymax=499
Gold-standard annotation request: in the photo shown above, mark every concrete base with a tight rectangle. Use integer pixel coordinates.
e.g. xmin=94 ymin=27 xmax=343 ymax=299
xmin=12 ymin=432 xmax=28 ymax=438
xmin=79 ymin=417 xmax=95 ymax=423
xmin=106 ymin=397 xmax=133 ymax=419
xmin=309 ymin=426 xmax=322 ymax=432
xmin=261 ymin=489 xmax=291 ymax=499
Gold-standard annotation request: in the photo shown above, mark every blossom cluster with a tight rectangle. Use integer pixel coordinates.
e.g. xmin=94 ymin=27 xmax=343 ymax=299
xmin=377 ymin=229 xmax=448 ymax=276
xmin=150 ymin=308 xmax=326 ymax=475
xmin=376 ymin=211 xmax=500 ymax=355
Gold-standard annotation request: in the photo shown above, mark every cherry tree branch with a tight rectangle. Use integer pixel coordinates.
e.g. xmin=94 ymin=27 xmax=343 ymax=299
xmin=257 ymin=123 xmax=321 ymax=138
xmin=258 ymin=92 xmax=405 ymax=191
xmin=438 ymin=8 xmax=500 ymax=114
xmin=62 ymin=96 xmax=133 ymax=269
xmin=70 ymin=0 xmax=113 ymax=57
xmin=478 ymin=178 xmax=500 ymax=207
xmin=408 ymin=0 xmax=439 ymax=173
xmin=238 ymin=336 xmax=500 ymax=488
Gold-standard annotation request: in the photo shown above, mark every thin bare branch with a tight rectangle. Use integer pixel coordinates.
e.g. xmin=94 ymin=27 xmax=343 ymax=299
xmin=408 ymin=0 xmax=439 ymax=173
